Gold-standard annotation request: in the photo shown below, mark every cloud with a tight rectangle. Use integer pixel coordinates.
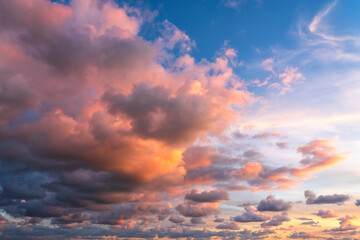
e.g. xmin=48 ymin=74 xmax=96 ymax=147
xmin=257 ymin=195 xmax=292 ymax=212
xmin=331 ymin=216 xmax=358 ymax=232
xmin=0 ymin=0 xmax=259 ymax=235
xmin=355 ymin=200 xmax=360 ymax=206
xmin=214 ymin=217 xmax=225 ymax=222
xmin=314 ymin=210 xmax=337 ymax=218
xmin=288 ymin=232 xmax=316 ymax=239
xmin=252 ymin=131 xmax=281 ymax=140
xmin=222 ymin=0 xmax=245 ymax=9
xmin=260 ymin=212 xmax=290 ymax=228
xmin=216 ymin=222 xmax=239 ymax=230
xmin=168 ymin=215 xmax=185 ymax=224
xmin=190 ymin=217 xmax=205 ymax=224
xmin=294 ymin=139 xmax=346 ymax=177
xmin=300 ymin=220 xmax=320 ymax=227
xmin=158 ymin=20 xmax=195 ymax=53
xmin=305 ymin=190 xmax=350 ymax=205
xmin=262 ymin=58 xmax=275 ymax=74
xmin=176 ymin=202 xmax=220 ymax=218
xmin=185 ymin=189 xmax=229 ymax=203
xmin=231 ymin=206 xmax=270 ymax=222
xmin=276 ymin=142 xmax=288 ymax=149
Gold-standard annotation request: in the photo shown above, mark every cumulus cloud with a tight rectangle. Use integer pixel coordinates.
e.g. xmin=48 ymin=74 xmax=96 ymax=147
xmin=260 ymin=212 xmax=290 ymax=228
xmin=231 ymin=206 xmax=270 ymax=222
xmin=175 ymin=202 xmax=220 ymax=218
xmin=331 ymin=216 xmax=358 ymax=232
xmin=257 ymin=195 xmax=292 ymax=212
xmin=288 ymin=232 xmax=316 ymax=239
xmin=185 ymin=189 xmax=229 ymax=203
xmin=314 ymin=210 xmax=337 ymax=218
xmin=216 ymin=222 xmax=239 ymax=230
xmin=190 ymin=217 xmax=205 ymax=225
xmin=168 ymin=215 xmax=185 ymax=224
xmin=305 ymin=190 xmax=350 ymax=205
xmin=0 ymin=1 xmax=261 ymax=237
xmin=355 ymin=200 xmax=360 ymax=206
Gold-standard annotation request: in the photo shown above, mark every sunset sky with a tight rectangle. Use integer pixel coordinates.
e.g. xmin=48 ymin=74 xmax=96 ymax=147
xmin=0 ymin=0 xmax=360 ymax=239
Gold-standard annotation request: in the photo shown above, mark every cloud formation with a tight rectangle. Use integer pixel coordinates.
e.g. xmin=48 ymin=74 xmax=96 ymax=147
xmin=231 ymin=206 xmax=271 ymax=223
xmin=185 ymin=189 xmax=229 ymax=203
xmin=305 ymin=190 xmax=350 ymax=205
xmin=257 ymin=195 xmax=292 ymax=212
xmin=314 ymin=210 xmax=337 ymax=218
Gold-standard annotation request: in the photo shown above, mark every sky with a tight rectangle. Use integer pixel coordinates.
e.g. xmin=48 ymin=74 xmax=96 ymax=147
xmin=0 ymin=0 xmax=360 ymax=239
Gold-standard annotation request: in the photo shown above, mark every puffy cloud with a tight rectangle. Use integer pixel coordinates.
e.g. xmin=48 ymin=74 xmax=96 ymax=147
xmin=305 ymin=190 xmax=350 ymax=205
xmin=103 ymin=82 xmax=228 ymax=146
xmin=216 ymin=222 xmax=240 ymax=230
xmin=176 ymin=202 xmax=220 ymax=218
xmin=214 ymin=217 xmax=225 ymax=222
xmin=288 ymin=232 xmax=316 ymax=239
xmin=355 ymin=200 xmax=360 ymax=206
xmin=300 ymin=220 xmax=320 ymax=227
xmin=185 ymin=189 xmax=229 ymax=203
xmin=242 ymin=149 xmax=264 ymax=160
xmin=257 ymin=195 xmax=292 ymax=212
xmin=168 ymin=215 xmax=185 ymax=224
xmin=190 ymin=217 xmax=205 ymax=225
xmin=231 ymin=206 xmax=271 ymax=222
xmin=260 ymin=212 xmax=290 ymax=228
xmin=314 ymin=210 xmax=337 ymax=218
xmin=0 ymin=0 xmax=256 ymax=230
xmin=331 ymin=216 xmax=358 ymax=232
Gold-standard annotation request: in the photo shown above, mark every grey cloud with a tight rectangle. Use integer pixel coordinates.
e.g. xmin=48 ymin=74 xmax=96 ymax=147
xmin=216 ymin=222 xmax=239 ymax=230
xmin=176 ymin=202 xmax=219 ymax=218
xmin=190 ymin=217 xmax=205 ymax=224
xmin=231 ymin=206 xmax=270 ymax=222
xmin=185 ymin=189 xmax=229 ymax=203
xmin=257 ymin=195 xmax=292 ymax=212
xmin=260 ymin=212 xmax=290 ymax=228
xmin=168 ymin=215 xmax=185 ymax=224
xmin=305 ymin=190 xmax=350 ymax=205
